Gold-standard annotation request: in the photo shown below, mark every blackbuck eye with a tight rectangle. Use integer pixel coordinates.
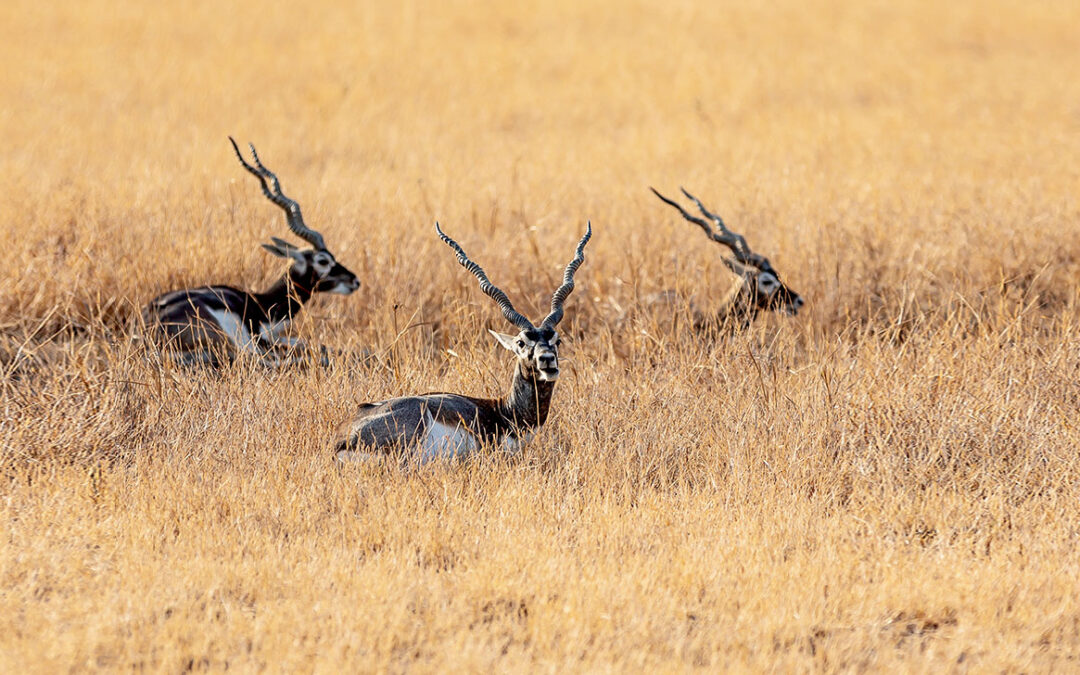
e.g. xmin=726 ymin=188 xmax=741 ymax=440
xmin=516 ymin=340 xmax=525 ymax=348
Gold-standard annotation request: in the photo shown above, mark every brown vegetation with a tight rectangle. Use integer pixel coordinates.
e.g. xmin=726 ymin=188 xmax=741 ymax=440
xmin=2 ymin=0 xmax=1079 ymax=670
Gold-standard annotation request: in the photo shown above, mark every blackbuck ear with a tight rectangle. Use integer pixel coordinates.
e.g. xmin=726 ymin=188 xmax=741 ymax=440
xmin=721 ymin=257 xmax=754 ymax=279
xmin=261 ymin=242 xmax=291 ymax=259
xmin=270 ymin=236 xmax=299 ymax=251
xmin=489 ymin=329 xmax=521 ymax=353
xmin=261 ymin=241 xmax=305 ymax=263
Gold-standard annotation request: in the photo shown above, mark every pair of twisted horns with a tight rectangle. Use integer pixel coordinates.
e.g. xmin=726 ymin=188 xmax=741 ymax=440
xmin=436 ymin=222 xmax=592 ymax=332
xmin=651 ymin=187 xmax=775 ymax=275
xmin=229 ymin=137 xmax=328 ymax=251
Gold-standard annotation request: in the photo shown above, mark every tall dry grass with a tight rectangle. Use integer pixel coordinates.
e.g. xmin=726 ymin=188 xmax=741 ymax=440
xmin=2 ymin=0 xmax=1079 ymax=670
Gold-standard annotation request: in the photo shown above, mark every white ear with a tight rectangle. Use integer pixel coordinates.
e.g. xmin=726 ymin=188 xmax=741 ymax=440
xmin=489 ymin=329 xmax=520 ymax=352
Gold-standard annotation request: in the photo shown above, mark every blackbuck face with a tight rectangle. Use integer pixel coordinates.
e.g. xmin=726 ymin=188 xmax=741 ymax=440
xmin=490 ymin=326 xmax=562 ymax=382
xmin=652 ymin=187 xmax=804 ymax=324
xmin=333 ymin=222 xmax=591 ymax=463
xmin=723 ymin=259 xmax=804 ymax=318
xmin=260 ymin=237 xmax=360 ymax=296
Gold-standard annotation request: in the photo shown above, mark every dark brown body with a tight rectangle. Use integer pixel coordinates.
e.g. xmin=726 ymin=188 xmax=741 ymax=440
xmin=334 ymin=361 xmax=555 ymax=463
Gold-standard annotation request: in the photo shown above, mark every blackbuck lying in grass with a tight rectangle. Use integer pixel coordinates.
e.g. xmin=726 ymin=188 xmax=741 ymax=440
xmin=335 ymin=222 xmax=592 ymax=464
xmin=648 ymin=187 xmax=803 ymax=330
xmin=142 ymin=138 xmax=359 ymax=367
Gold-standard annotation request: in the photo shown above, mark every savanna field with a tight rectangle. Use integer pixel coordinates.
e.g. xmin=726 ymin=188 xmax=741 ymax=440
xmin=2 ymin=0 xmax=1079 ymax=670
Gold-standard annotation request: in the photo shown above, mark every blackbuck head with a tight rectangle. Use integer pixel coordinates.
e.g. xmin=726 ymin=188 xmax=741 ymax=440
xmin=230 ymin=138 xmax=360 ymax=296
xmin=435 ymin=222 xmax=592 ymax=383
xmin=652 ymin=187 xmax=803 ymax=321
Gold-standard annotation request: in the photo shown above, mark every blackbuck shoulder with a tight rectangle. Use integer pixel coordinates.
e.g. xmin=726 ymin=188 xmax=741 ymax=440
xmin=334 ymin=222 xmax=592 ymax=464
xmin=645 ymin=187 xmax=804 ymax=331
xmin=142 ymin=138 xmax=360 ymax=367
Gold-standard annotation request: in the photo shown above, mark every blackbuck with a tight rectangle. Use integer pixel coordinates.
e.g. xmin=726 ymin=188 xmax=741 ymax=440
xmin=334 ymin=222 xmax=592 ymax=463
xmin=649 ymin=187 xmax=803 ymax=329
xmin=142 ymin=138 xmax=359 ymax=367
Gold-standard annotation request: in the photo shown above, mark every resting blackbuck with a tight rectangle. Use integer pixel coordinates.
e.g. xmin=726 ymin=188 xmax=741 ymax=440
xmin=142 ymin=138 xmax=359 ymax=367
xmin=334 ymin=222 xmax=592 ymax=463
xmin=649 ymin=187 xmax=803 ymax=329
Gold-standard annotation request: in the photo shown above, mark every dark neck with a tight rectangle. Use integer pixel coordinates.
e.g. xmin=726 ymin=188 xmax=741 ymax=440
xmin=497 ymin=362 xmax=556 ymax=431
xmin=253 ymin=274 xmax=314 ymax=323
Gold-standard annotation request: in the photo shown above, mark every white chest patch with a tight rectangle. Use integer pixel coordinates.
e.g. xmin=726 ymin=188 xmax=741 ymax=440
xmin=207 ymin=308 xmax=255 ymax=351
xmin=420 ymin=412 xmax=479 ymax=463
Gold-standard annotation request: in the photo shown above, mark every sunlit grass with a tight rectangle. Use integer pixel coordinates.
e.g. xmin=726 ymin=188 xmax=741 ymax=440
xmin=2 ymin=0 xmax=1079 ymax=670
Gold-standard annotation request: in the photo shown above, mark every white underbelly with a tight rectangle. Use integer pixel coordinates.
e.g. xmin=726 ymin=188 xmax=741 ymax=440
xmin=207 ymin=308 xmax=255 ymax=350
xmin=420 ymin=414 xmax=480 ymax=462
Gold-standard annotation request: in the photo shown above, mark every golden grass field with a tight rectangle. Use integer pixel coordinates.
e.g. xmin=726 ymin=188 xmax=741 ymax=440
xmin=2 ymin=0 xmax=1079 ymax=670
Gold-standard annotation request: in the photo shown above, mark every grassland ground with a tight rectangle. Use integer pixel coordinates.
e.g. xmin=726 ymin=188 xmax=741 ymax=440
xmin=2 ymin=0 xmax=1080 ymax=670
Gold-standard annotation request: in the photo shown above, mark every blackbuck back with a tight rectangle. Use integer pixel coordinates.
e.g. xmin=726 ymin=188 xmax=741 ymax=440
xmin=141 ymin=138 xmax=359 ymax=367
xmin=649 ymin=187 xmax=803 ymax=329
xmin=334 ymin=222 xmax=592 ymax=464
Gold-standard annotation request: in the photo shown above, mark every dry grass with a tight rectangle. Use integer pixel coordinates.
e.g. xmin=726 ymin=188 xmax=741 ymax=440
xmin=2 ymin=0 xmax=1080 ymax=671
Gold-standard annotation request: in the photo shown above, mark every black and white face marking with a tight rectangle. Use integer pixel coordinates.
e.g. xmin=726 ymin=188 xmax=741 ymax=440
xmin=749 ymin=270 xmax=804 ymax=316
xmin=756 ymin=271 xmax=780 ymax=296
xmin=491 ymin=327 xmax=561 ymax=382
xmin=262 ymin=241 xmax=360 ymax=295
xmin=309 ymin=249 xmax=360 ymax=295
xmin=312 ymin=250 xmax=333 ymax=276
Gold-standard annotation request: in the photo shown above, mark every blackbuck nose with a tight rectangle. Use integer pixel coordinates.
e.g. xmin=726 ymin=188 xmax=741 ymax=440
xmin=538 ymin=353 xmax=556 ymax=368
